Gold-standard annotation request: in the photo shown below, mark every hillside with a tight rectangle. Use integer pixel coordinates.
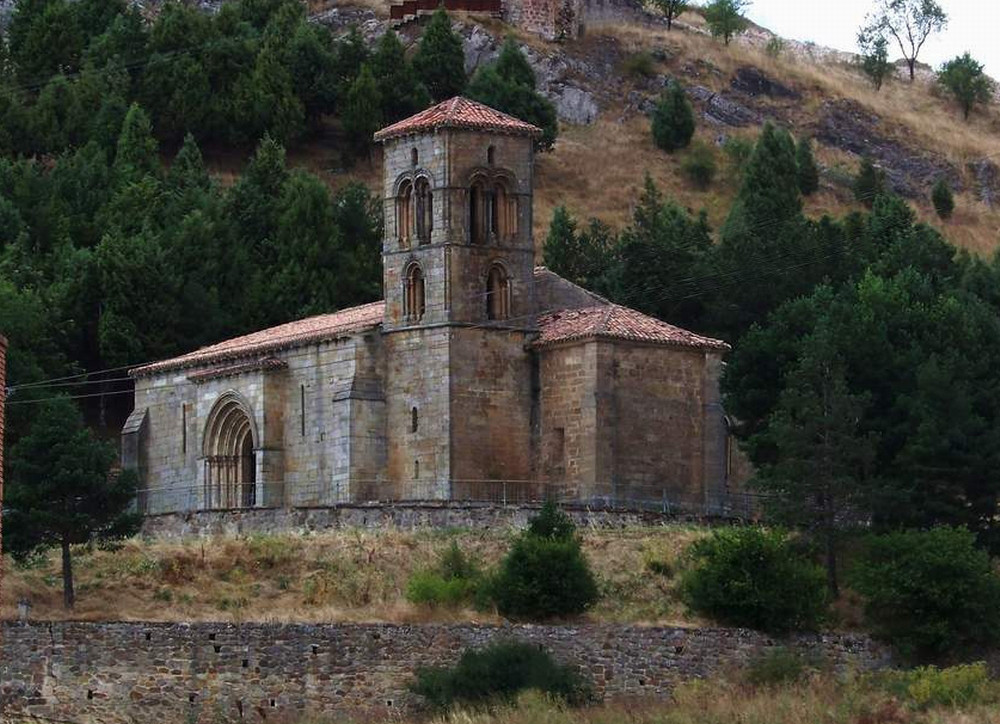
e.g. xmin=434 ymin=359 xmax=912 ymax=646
xmin=301 ymin=5 xmax=1000 ymax=256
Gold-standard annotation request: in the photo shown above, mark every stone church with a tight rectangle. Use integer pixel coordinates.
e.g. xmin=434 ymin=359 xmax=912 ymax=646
xmin=123 ymin=97 xmax=745 ymax=516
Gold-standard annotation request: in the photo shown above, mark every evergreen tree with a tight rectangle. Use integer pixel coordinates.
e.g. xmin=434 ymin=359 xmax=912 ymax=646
xmin=932 ymin=178 xmax=955 ymax=220
xmin=5 ymin=396 xmax=141 ymax=608
xmin=854 ymin=157 xmax=886 ymax=207
xmin=723 ymin=122 xmax=801 ymax=238
xmin=412 ymin=8 xmax=466 ymax=102
xmin=342 ymin=62 xmax=382 ymax=155
xmin=938 ymin=52 xmax=992 ymax=121
xmin=372 ymin=30 xmax=430 ymax=124
xmin=8 ymin=0 xmax=85 ymax=85
xmin=703 ymin=0 xmax=748 ymax=45
xmin=650 ymin=81 xmax=695 ymax=152
xmin=466 ymin=63 xmax=558 ymax=150
xmin=795 ymin=136 xmax=820 ymax=196
xmin=543 ymin=205 xmax=580 ymax=281
xmin=331 ymin=182 xmax=383 ymax=308
xmin=333 ymin=25 xmax=369 ymax=96
xmin=494 ymin=37 xmax=536 ymax=89
xmin=113 ymin=103 xmax=159 ymax=183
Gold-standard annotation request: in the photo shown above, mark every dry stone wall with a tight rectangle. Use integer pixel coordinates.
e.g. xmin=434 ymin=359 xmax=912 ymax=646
xmin=1 ymin=620 xmax=889 ymax=723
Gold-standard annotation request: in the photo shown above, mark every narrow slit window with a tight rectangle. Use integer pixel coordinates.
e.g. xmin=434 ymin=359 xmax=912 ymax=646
xmin=411 ymin=407 xmax=419 ymax=433
xmin=300 ymin=385 xmax=306 ymax=437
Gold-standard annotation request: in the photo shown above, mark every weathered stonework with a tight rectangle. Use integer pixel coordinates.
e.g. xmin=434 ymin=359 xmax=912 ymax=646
xmin=1 ymin=620 xmax=889 ymax=723
xmin=123 ymin=100 xmax=751 ymax=521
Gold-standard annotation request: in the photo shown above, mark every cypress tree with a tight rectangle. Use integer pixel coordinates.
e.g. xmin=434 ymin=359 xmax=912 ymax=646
xmin=412 ymin=8 xmax=466 ymax=102
xmin=495 ymin=37 xmax=535 ymax=89
xmin=796 ymin=136 xmax=820 ymax=196
xmin=343 ymin=63 xmax=381 ymax=154
xmin=722 ymin=122 xmax=800 ymax=239
xmin=932 ymin=178 xmax=955 ymax=220
xmin=651 ymin=81 xmax=695 ymax=153
xmin=113 ymin=102 xmax=159 ymax=183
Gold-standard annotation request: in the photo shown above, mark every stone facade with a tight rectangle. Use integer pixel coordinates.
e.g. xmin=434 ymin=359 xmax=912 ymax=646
xmin=1 ymin=620 xmax=890 ymax=723
xmin=0 ymin=334 xmax=6 ymax=634
xmin=123 ymin=100 xmax=749 ymax=518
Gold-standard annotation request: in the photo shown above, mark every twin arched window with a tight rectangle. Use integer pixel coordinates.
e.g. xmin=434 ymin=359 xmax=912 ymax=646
xmin=403 ymin=263 xmax=426 ymax=321
xmin=470 ymin=178 xmax=518 ymax=244
xmin=396 ymin=177 xmax=433 ymax=247
xmin=486 ymin=263 xmax=511 ymax=321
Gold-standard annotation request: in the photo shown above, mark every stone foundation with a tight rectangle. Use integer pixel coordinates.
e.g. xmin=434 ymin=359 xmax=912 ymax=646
xmin=1 ymin=621 xmax=889 ymax=723
xmin=138 ymin=501 xmax=737 ymax=539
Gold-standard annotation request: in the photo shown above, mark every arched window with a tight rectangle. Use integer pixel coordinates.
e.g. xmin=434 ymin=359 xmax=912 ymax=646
xmin=469 ymin=178 xmax=489 ymax=244
xmin=494 ymin=182 xmax=519 ymax=240
xmin=403 ymin=263 xmax=425 ymax=322
xmin=396 ymin=180 xmax=413 ymax=246
xmin=486 ymin=263 xmax=511 ymax=321
xmin=203 ymin=394 xmax=257 ymax=509
xmin=415 ymin=177 xmax=432 ymax=245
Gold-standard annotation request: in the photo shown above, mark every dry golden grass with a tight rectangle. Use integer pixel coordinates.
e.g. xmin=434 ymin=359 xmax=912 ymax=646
xmin=293 ymin=677 xmax=1000 ymax=724
xmin=0 ymin=524 xmax=709 ymax=625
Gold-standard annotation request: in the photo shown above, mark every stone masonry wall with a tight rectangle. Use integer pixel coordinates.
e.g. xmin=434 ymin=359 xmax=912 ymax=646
xmin=1 ymin=620 xmax=889 ymax=723
xmin=0 ymin=335 xmax=7 ymax=633
xmin=138 ymin=502 xmax=729 ymax=539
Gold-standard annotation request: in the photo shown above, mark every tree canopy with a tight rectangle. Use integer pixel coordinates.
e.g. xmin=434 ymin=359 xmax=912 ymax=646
xmin=862 ymin=0 xmax=948 ymax=82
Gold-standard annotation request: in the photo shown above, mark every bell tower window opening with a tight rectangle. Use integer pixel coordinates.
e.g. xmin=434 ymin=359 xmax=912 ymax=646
xmin=486 ymin=263 xmax=511 ymax=321
xmin=396 ymin=180 xmax=413 ymax=246
xmin=415 ymin=177 xmax=433 ymax=245
xmin=411 ymin=148 xmax=418 ymax=166
xmin=403 ymin=263 xmax=426 ymax=322
xmin=470 ymin=179 xmax=488 ymax=244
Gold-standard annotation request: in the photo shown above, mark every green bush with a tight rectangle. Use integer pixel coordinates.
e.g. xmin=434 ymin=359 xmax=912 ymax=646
xmin=765 ymin=36 xmax=785 ymax=58
xmin=872 ymin=663 xmax=999 ymax=710
xmin=932 ymin=178 xmax=955 ymax=219
xmin=406 ymin=541 xmax=481 ymax=607
xmin=491 ymin=502 xmax=599 ymax=620
xmin=795 ymin=136 xmax=820 ymax=196
xmin=412 ymin=640 xmax=592 ymax=710
xmin=678 ymin=527 xmax=828 ymax=633
xmin=651 ymin=81 xmax=695 ymax=152
xmin=850 ymin=527 xmax=1000 ymax=662
xmin=623 ymin=52 xmax=656 ymax=79
xmin=745 ymin=647 xmax=814 ymax=687
xmin=723 ymin=136 xmax=754 ymax=177
xmin=681 ymin=141 xmax=717 ymax=189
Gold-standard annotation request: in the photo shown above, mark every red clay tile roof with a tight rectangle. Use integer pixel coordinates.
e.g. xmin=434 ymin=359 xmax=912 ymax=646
xmin=535 ymin=305 xmax=730 ymax=351
xmin=131 ymin=302 xmax=385 ymax=377
xmin=374 ymin=97 xmax=543 ymax=142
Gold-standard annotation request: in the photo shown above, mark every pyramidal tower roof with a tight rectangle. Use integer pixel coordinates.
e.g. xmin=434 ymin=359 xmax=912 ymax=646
xmin=373 ymin=97 xmax=543 ymax=142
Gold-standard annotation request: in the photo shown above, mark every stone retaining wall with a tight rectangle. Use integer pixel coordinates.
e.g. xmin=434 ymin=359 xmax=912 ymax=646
xmin=139 ymin=502 xmax=719 ymax=539
xmin=1 ymin=620 xmax=889 ymax=723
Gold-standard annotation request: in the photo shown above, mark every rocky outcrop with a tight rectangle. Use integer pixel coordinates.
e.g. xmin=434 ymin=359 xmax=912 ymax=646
xmin=815 ymin=99 xmax=962 ymax=198
xmin=689 ymin=86 xmax=761 ymax=127
xmin=731 ymin=66 xmax=800 ymax=100
xmin=968 ymin=158 xmax=1000 ymax=208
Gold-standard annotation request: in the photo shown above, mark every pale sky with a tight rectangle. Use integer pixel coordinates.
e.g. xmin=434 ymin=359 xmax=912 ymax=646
xmin=744 ymin=0 xmax=1000 ymax=74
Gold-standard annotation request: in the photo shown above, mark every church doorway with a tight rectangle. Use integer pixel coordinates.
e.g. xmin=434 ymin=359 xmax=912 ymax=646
xmin=203 ymin=394 xmax=258 ymax=509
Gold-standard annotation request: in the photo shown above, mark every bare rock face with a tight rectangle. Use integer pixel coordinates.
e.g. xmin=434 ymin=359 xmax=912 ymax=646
xmin=689 ymin=86 xmax=761 ymax=127
xmin=550 ymin=84 xmax=599 ymax=124
xmin=731 ymin=66 xmax=800 ymax=100
xmin=815 ymin=99 xmax=962 ymax=198
xmin=0 ymin=0 xmax=14 ymax=29
xmin=968 ymin=159 xmax=1000 ymax=208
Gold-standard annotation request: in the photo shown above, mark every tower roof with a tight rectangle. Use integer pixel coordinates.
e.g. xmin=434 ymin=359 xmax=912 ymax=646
xmin=535 ymin=305 xmax=730 ymax=351
xmin=374 ymin=97 xmax=543 ymax=142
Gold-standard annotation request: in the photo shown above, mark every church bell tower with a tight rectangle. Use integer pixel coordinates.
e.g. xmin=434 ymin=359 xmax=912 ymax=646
xmin=374 ymin=97 xmax=542 ymax=496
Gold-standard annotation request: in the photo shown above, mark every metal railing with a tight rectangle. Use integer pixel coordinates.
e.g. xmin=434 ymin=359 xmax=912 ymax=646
xmin=134 ymin=478 xmax=765 ymax=520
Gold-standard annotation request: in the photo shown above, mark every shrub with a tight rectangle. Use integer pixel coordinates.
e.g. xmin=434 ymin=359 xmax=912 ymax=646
xmin=678 ymin=527 xmax=828 ymax=633
xmin=853 ymin=157 xmax=886 ymax=207
xmin=681 ymin=141 xmax=717 ymax=189
xmin=406 ymin=541 xmax=482 ymax=607
xmin=872 ymin=663 xmax=999 ymax=710
xmin=745 ymin=647 xmax=814 ymax=687
xmin=651 ymin=81 xmax=695 ymax=152
xmin=623 ymin=52 xmax=656 ymax=79
xmin=765 ymin=36 xmax=785 ymax=58
xmin=411 ymin=640 xmax=593 ymax=710
xmin=932 ymin=178 xmax=955 ymax=219
xmin=491 ymin=502 xmax=599 ymax=620
xmin=850 ymin=527 xmax=1000 ymax=662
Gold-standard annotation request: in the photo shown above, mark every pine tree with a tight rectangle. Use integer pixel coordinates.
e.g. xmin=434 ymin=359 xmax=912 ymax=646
xmin=932 ymin=178 xmax=955 ymax=220
xmin=412 ymin=8 xmax=466 ymax=102
xmin=723 ymin=122 xmax=801 ymax=237
xmin=113 ymin=102 xmax=159 ymax=183
xmin=543 ymin=205 xmax=580 ymax=281
xmin=372 ymin=29 xmax=430 ymax=124
xmin=650 ymin=81 xmax=695 ymax=152
xmin=703 ymin=0 xmax=748 ymax=45
xmin=343 ymin=62 xmax=381 ymax=155
xmin=5 ymin=396 xmax=141 ymax=608
xmin=796 ymin=136 xmax=820 ymax=196
xmin=495 ymin=37 xmax=536 ymax=89
xmin=466 ymin=55 xmax=558 ymax=150
xmin=854 ymin=157 xmax=886 ymax=207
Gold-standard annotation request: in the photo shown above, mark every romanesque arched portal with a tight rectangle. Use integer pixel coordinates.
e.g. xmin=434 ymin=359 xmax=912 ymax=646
xmin=203 ymin=394 xmax=258 ymax=509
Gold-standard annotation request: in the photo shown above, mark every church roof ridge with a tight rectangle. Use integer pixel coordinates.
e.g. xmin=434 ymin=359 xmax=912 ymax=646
xmin=373 ymin=97 xmax=543 ymax=142
xmin=535 ymin=303 xmax=730 ymax=351
xmin=131 ymin=301 xmax=385 ymax=378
